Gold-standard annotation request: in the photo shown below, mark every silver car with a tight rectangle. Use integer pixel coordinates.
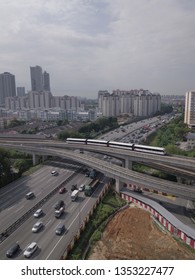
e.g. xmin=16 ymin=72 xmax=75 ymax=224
xmin=32 ymin=221 xmax=43 ymax=233
xmin=33 ymin=209 xmax=43 ymax=218
xmin=23 ymin=242 xmax=38 ymax=258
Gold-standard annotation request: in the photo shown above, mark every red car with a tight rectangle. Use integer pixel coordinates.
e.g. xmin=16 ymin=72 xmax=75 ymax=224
xmin=59 ymin=187 xmax=66 ymax=194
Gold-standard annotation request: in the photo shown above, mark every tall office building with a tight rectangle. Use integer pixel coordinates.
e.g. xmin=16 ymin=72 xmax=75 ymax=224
xmin=0 ymin=72 xmax=16 ymax=107
xmin=43 ymin=71 xmax=50 ymax=91
xmin=17 ymin=86 xmax=25 ymax=96
xmin=30 ymin=66 xmax=51 ymax=92
xmin=184 ymin=90 xmax=195 ymax=128
xmin=30 ymin=65 xmax=43 ymax=91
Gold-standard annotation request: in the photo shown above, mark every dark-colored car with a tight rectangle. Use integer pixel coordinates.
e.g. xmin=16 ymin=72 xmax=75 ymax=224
xmin=85 ymin=171 xmax=90 ymax=177
xmin=133 ymin=189 xmax=143 ymax=194
xmin=71 ymin=184 xmax=77 ymax=191
xmin=6 ymin=243 xmax=20 ymax=258
xmin=54 ymin=200 xmax=64 ymax=210
xmin=55 ymin=224 xmax=65 ymax=235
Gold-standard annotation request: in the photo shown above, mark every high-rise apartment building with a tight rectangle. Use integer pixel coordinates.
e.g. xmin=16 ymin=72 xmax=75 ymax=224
xmin=98 ymin=89 xmax=161 ymax=117
xmin=30 ymin=65 xmax=43 ymax=91
xmin=184 ymin=90 xmax=195 ymax=128
xmin=30 ymin=66 xmax=51 ymax=92
xmin=17 ymin=87 xmax=25 ymax=96
xmin=43 ymin=71 xmax=50 ymax=91
xmin=0 ymin=72 xmax=16 ymax=106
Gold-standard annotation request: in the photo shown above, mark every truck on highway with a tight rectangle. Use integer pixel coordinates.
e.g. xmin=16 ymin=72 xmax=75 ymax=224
xmin=89 ymin=169 xmax=96 ymax=179
xmin=84 ymin=179 xmax=99 ymax=196
xmin=71 ymin=189 xmax=79 ymax=201
xmin=55 ymin=206 xmax=64 ymax=218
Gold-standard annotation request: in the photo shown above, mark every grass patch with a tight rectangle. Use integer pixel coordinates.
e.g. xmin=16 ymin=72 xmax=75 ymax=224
xmin=66 ymin=189 xmax=126 ymax=260
xmin=22 ymin=164 xmax=43 ymax=176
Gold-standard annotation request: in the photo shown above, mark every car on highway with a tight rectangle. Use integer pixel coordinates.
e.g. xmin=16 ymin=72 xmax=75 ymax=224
xmin=79 ymin=184 xmax=85 ymax=191
xmin=54 ymin=200 xmax=64 ymax=210
xmin=6 ymin=243 xmax=20 ymax=258
xmin=59 ymin=187 xmax=66 ymax=194
xmin=33 ymin=209 xmax=43 ymax=218
xmin=71 ymin=184 xmax=77 ymax=191
xmin=32 ymin=221 xmax=44 ymax=233
xmin=23 ymin=242 xmax=38 ymax=258
xmin=25 ymin=192 xmax=35 ymax=199
xmin=51 ymin=170 xmax=58 ymax=176
xmin=55 ymin=224 xmax=65 ymax=235
xmin=85 ymin=171 xmax=90 ymax=177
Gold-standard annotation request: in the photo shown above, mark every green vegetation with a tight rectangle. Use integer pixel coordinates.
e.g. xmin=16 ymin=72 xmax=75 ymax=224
xmin=5 ymin=118 xmax=26 ymax=129
xmin=144 ymin=114 xmax=193 ymax=156
xmin=154 ymin=103 xmax=173 ymax=116
xmin=67 ymin=189 xmax=126 ymax=260
xmin=134 ymin=113 xmax=194 ymax=179
xmin=57 ymin=117 xmax=119 ymax=140
xmin=0 ymin=147 xmax=33 ymax=188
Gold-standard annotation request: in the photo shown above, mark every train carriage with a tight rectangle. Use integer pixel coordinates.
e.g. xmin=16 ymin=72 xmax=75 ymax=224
xmin=108 ymin=141 xmax=134 ymax=150
xmin=133 ymin=144 xmax=165 ymax=155
xmin=66 ymin=138 xmax=87 ymax=144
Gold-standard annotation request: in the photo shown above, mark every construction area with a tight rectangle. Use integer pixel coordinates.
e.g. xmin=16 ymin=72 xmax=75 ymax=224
xmin=87 ymin=207 xmax=195 ymax=260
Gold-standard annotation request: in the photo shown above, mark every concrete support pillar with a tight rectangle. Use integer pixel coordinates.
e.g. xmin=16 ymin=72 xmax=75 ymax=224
xmin=42 ymin=155 xmax=48 ymax=162
xmin=115 ymin=177 xmax=123 ymax=193
xmin=125 ymin=158 xmax=132 ymax=169
xmin=177 ymin=176 xmax=182 ymax=183
xmin=32 ymin=153 xmax=39 ymax=166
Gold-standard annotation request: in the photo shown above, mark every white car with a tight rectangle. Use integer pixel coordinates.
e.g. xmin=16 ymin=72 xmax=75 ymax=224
xmin=32 ymin=221 xmax=43 ymax=233
xmin=23 ymin=242 xmax=38 ymax=258
xmin=51 ymin=170 xmax=58 ymax=176
xmin=79 ymin=184 xmax=85 ymax=191
xmin=33 ymin=209 xmax=43 ymax=218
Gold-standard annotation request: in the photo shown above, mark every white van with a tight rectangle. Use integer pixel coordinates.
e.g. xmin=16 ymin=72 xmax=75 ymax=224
xmin=26 ymin=192 xmax=34 ymax=199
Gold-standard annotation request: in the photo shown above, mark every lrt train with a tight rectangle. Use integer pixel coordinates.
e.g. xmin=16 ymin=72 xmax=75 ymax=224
xmin=66 ymin=138 xmax=166 ymax=155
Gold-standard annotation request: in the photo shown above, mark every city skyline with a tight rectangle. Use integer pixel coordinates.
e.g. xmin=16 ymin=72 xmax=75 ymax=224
xmin=0 ymin=1 xmax=195 ymax=97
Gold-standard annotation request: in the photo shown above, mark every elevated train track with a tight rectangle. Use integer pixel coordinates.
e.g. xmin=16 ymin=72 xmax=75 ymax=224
xmin=1 ymin=142 xmax=195 ymax=201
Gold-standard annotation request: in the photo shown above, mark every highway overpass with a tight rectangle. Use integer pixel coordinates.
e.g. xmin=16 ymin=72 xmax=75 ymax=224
xmin=1 ymin=142 xmax=195 ymax=201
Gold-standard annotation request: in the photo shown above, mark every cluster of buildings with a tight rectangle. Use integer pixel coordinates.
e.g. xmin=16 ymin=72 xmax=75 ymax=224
xmin=0 ymin=66 xmax=100 ymax=126
xmin=0 ymin=65 xmax=163 ymax=127
xmin=1 ymin=65 xmax=194 ymax=130
xmin=98 ymin=89 xmax=161 ymax=117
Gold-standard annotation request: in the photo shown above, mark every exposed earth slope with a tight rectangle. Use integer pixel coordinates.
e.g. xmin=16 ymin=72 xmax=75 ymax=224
xmin=87 ymin=207 xmax=195 ymax=260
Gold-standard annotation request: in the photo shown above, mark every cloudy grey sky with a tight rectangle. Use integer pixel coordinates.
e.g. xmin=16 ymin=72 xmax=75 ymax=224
xmin=0 ymin=0 xmax=195 ymax=97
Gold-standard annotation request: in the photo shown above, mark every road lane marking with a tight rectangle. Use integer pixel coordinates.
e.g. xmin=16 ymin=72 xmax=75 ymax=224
xmin=16 ymin=205 xmax=24 ymax=212
xmin=45 ymin=219 xmax=52 ymax=227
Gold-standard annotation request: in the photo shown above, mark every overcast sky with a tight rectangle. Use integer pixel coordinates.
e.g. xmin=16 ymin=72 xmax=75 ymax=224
xmin=0 ymin=0 xmax=195 ymax=97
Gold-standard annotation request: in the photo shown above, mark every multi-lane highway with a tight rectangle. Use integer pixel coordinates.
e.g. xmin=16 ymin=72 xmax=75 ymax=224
xmin=0 ymin=161 xmax=106 ymax=260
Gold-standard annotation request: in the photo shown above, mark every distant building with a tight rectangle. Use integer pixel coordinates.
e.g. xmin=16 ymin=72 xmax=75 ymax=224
xmin=30 ymin=65 xmax=43 ymax=91
xmin=98 ymin=89 xmax=161 ymax=117
xmin=186 ymin=132 xmax=195 ymax=150
xmin=0 ymin=72 xmax=16 ymax=107
xmin=43 ymin=71 xmax=50 ymax=91
xmin=28 ymin=91 xmax=52 ymax=108
xmin=184 ymin=91 xmax=195 ymax=128
xmin=17 ymin=87 xmax=25 ymax=96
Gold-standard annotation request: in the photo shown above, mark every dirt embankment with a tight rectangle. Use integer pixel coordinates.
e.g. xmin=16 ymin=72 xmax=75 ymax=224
xmin=87 ymin=207 xmax=195 ymax=260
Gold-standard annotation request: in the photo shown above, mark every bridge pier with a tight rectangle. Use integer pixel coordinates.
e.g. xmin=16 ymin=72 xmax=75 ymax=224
xmin=177 ymin=176 xmax=192 ymax=185
xmin=115 ymin=177 xmax=123 ymax=193
xmin=125 ymin=157 xmax=132 ymax=169
xmin=32 ymin=153 xmax=39 ymax=166
xmin=41 ymin=155 xmax=48 ymax=162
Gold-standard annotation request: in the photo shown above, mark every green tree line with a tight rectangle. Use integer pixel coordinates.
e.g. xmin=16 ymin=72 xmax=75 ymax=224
xmin=57 ymin=117 xmax=118 ymax=140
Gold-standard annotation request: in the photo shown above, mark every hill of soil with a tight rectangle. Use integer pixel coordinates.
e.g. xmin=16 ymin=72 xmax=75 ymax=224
xmin=87 ymin=207 xmax=195 ymax=260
